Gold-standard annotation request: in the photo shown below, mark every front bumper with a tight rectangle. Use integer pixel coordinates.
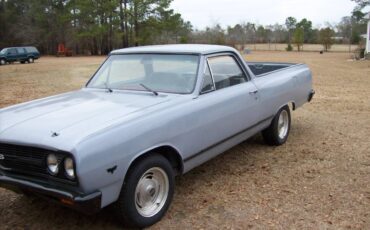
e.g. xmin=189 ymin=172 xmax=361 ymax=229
xmin=0 ymin=173 xmax=101 ymax=214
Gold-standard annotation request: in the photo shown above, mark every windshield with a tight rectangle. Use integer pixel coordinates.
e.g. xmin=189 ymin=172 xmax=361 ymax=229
xmin=0 ymin=48 xmax=7 ymax=54
xmin=87 ymin=54 xmax=200 ymax=94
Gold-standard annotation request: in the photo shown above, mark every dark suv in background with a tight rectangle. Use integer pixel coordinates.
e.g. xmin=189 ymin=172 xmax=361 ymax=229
xmin=0 ymin=46 xmax=40 ymax=65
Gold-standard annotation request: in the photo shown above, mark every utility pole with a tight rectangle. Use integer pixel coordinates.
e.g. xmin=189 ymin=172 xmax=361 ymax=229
xmin=349 ymin=17 xmax=353 ymax=53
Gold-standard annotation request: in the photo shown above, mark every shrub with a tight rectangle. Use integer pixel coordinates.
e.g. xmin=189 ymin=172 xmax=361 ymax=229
xmin=286 ymin=44 xmax=293 ymax=51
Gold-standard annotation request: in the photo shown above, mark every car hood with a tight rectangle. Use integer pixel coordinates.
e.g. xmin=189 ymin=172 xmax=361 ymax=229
xmin=0 ymin=89 xmax=180 ymax=151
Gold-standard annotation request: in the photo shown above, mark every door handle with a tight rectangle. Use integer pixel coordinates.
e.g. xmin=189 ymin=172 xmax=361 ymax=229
xmin=249 ymin=90 xmax=258 ymax=95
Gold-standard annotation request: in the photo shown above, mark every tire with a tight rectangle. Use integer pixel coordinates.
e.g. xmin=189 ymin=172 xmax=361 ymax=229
xmin=114 ymin=154 xmax=174 ymax=228
xmin=262 ymin=105 xmax=291 ymax=146
xmin=28 ymin=57 xmax=34 ymax=63
xmin=20 ymin=61 xmax=26 ymax=64
xmin=0 ymin=59 xmax=6 ymax=65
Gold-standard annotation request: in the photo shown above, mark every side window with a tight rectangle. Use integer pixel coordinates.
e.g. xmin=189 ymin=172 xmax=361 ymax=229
xmin=208 ymin=55 xmax=246 ymax=90
xmin=9 ymin=48 xmax=17 ymax=55
xmin=200 ymin=63 xmax=215 ymax=93
xmin=17 ymin=48 xmax=25 ymax=54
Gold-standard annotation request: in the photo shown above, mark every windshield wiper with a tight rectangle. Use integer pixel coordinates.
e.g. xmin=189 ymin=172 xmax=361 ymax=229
xmin=104 ymin=82 xmax=113 ymax=93
xmin=140 ymin=83 xmax=158 ymax=96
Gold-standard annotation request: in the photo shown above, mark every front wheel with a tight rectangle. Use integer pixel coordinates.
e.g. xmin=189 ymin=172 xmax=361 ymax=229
xmin=114 ymin=154 xmax=174 ymax=228
xmin=0 ymin=59 xmax=5 ymax=65
xmin=28 ymin=57 xmax=34 ymax=63
xmin=262 ymin=105 xmax=291 ymax=145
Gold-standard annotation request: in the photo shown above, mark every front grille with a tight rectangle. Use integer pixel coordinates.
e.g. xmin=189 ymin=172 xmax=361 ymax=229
xmin=0 ymin=143 xmax=76 ymax=185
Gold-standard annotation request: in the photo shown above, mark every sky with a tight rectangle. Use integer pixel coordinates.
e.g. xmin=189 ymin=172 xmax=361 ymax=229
xmin=170 ymin=0 xmax=358 ymax=29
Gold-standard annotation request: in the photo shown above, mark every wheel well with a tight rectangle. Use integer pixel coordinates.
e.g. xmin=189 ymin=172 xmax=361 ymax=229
xmin=275 ymin=103 xmax=294 ymax=116
xmin=126 ymin=146 xmax=184 ymax=181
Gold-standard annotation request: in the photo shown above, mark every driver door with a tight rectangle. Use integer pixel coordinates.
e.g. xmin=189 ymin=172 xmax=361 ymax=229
xmin=183 ymin=54 xmax=262 ymax=162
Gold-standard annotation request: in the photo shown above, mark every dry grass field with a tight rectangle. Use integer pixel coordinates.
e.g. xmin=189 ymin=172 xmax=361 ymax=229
xmin=0 ymin=52 xmax=369 ymax=229
xmin=238 ymin=43 xmax=359 ymax=52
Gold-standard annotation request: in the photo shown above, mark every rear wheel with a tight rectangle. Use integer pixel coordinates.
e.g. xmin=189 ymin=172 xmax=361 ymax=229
xmin=262 ymin=105 xmax=291 ymax=145
xmin=114 ymin=154 xmax=174 ymax=228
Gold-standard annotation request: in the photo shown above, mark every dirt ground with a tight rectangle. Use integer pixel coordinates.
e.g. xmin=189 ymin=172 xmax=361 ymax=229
xmin=0 ymin=52 xmax=369 ymax=229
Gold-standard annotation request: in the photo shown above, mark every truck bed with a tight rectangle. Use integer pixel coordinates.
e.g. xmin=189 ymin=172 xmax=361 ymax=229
xmin=246 ymin=62 xmax=297 ymax=76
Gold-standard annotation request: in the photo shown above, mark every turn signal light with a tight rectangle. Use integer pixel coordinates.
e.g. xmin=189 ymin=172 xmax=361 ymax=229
xmin=60 ymin=198 xmax=74 ymax=206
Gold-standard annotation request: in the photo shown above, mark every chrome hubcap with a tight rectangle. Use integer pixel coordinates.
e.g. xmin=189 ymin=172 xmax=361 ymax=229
xmin=278 ymin=110 xmax=289 ymax=139
xmin=0 ymin=60 xmax=5 ymax=65
xmin=135 ymin=167 xmax=169 ymax=217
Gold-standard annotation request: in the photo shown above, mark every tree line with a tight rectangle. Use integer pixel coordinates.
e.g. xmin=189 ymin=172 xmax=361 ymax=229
xmin=192 ymin=10 xmax=368 ymax=52
xmin=0 ymin=0 xmax=192 ymax=55
xmin=190 ymin=0 xmax=369 ymax=52
xmin=0 ymin=0 xmax=368 ymax=54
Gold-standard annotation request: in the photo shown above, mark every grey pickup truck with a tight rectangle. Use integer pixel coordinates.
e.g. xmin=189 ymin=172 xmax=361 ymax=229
xmin=0 ymin=45 xmax=314 ymax=227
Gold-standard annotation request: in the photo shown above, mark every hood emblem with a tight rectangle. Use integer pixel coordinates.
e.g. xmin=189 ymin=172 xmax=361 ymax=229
xmin=0 ymin=154 xmax=4 ymax=160
xmin=51 ymin=131 xmax=60 ymax=137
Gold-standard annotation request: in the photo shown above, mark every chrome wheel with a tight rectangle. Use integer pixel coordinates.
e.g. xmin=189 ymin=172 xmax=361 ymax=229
xmin=0 ymin=59 xmax=5 ymax=65
xmin=28 ymin=57 xmax=34 ymax=63
xmin=278 ymin=110 xmax=289 ymax=139
xmin=135 ymin=167 xmax=169 ymax=217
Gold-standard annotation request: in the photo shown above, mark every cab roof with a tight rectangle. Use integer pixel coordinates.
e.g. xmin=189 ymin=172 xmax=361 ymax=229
xmin=110 ymin=44 xmax=237 ymax=55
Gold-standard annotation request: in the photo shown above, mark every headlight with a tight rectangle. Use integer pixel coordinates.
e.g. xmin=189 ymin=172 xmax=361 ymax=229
xmin=64 ymin=157 xmax=75 ymax=179
xmin=47 ymin=154 xmax=59 ymax=175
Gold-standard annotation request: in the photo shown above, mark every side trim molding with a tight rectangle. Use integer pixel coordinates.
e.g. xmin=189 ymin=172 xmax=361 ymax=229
xmin=183 ymin=116 xmax=273 ymax=163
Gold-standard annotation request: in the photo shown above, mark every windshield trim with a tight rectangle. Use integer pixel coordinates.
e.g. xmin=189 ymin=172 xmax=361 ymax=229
xmin=85 ymin=53 xmax=201 ymax=95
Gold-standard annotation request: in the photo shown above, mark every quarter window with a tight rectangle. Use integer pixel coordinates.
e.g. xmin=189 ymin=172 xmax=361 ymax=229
xmin=208 ymin=55 xmax=246 ymax=90
xmin=200 ymin=64 xmax=215 ymax=93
